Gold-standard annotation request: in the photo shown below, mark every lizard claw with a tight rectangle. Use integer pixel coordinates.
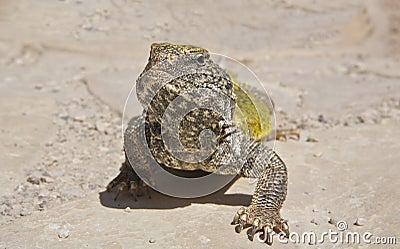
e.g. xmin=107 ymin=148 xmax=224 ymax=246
xmin=264 ymin=225 xmax=273 ymax=245
xmin=275 ymin=220 xmax=290 ymax=238
xmin=236 ymin=219 xmax=244 ymax=233
xmin=231 ymin=205 xmax=289 ymax=244
xmin=107 ymin=168 xmax=151 ymax=201
xmin=111 ymin=181 xmax=128 ymax=201
xmin=231 ymin=207 xmax=243 ymax=225
xmin=107 ymin=160 xmax=152 ymax=201
xmin=235 ymin=212 xmax=247 ymax=233
xmin=247 ymin=218 xmax=260 ymax=241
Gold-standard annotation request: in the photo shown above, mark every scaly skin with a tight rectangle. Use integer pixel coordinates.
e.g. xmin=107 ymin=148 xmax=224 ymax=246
xmin=107 ymin=42 xmax=289 ymax=243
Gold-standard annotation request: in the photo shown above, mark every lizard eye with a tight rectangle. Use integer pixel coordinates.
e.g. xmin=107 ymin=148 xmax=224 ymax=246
xmin=196 ymin=54 xmax=205 ymax=65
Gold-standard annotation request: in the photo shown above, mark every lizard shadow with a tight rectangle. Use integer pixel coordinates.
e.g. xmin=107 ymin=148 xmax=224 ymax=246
xmin=99 ymin=171 xmax=252 ymax=210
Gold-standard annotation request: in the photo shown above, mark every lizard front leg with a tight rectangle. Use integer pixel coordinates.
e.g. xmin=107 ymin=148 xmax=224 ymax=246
xmin=232 ymin=144 xmax=289 ymax=244
xmin=107 ymin=116 xmax=152 ymax=201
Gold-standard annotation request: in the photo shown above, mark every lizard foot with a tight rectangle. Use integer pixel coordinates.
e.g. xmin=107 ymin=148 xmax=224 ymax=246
xmin=275 ymin=129 xmax=300 ymax=141
xmin=106 ymin=162 xmax=151 ymax=201
xmin=231 ymin=206 xmax=289 ymax=244
xmin=107 ymin=179 xmax=150 ymax=201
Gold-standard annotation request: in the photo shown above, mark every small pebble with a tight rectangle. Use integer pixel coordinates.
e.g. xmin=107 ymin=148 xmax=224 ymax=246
xmin=312 ymin=208 xmax=319 ymax=212
xmin=354 ymin=217 xmax=366 ymax=226
xmin=73 ymin=115 xmax=86 ymax=122
xmin=306 ymin=137 xmax=318 ymax=143
xmin=149 ymin=239 xmax=156 ymax=243
xmin=328 ymin=217 xmax=337 ymax=225
xmin=124 ymin=207 xmax=131 ymax=213
xmin=20 ymin=209 xmax=31 ymax=216
xmin=313 ymin=152 xmax=323 ymax=157
xmin=35 ymin=203 xmax=45 ymax=211
xmin=15 ymin=184 xmax=26 ymax=193
xmin=27 ymin=176 xmax=40 ymax=185
xmin=58 ymin=229 xmax=70 ymax=239
xmin=58 ymin=113 xmax=69 ymax=120
xmin=310 ymin=219 xmax=319 ymax=225
xmin=34 ymin=85 xmax=43 ymax=90
xmin=96 ymin=121 xmax=110 ymax=133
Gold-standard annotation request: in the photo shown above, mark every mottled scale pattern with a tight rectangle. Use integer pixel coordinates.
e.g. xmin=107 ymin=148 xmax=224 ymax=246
xmin=107 ymin=42 xmax=290 ymax=244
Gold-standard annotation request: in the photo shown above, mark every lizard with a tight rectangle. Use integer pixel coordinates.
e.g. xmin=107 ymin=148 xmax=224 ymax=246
xmin=107 ymin=42 xmax=290 ymax=243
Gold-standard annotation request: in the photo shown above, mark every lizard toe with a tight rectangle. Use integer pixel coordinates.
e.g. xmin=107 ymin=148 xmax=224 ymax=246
xmin=232 ymin=205 xmax=289 ymax=244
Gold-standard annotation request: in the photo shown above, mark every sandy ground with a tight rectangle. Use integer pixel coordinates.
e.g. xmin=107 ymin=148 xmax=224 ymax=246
xmin=0 ymin=0 xmax=400 ymax=248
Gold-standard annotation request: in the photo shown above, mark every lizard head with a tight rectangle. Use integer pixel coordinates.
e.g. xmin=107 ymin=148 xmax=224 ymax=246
xmin=150 ymin=42 xmax=208 ymax=60
xmin=141 ymin=42 xmax=212 ymax=75
xmin=136 ymin=42 xmax=234 ymax=112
